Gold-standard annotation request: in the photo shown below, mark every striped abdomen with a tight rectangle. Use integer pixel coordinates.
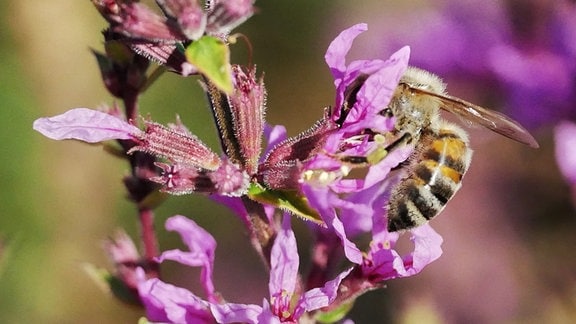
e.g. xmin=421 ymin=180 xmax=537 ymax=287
xmin=387 ymin=123 xmax=472 ymax=232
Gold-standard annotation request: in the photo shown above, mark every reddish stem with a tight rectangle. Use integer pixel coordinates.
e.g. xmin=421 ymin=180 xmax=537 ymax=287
xmin=139 ymin=207 xmax=160 ymax=278
xmin=124 ymin=89 xmax=139 ymax=123
xmin=123 ymin=90 xmax=160 ymax=276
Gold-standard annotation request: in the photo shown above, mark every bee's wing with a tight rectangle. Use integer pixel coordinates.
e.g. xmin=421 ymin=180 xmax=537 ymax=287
xmin=411 ymin=88 xmax=539 ymax=148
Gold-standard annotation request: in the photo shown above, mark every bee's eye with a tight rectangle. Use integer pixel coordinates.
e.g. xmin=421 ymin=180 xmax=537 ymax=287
xmin=379 ymin=108 xmax=393 ymax=118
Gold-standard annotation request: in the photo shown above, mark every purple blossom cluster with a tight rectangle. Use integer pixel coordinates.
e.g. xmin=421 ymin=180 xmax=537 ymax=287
xmin=555 ymin=120 xmax=576 ymax=203
xmin=33 ymin=1 xmax=443 ymax=323
xmin=373 ymin=0 xmax=576 ymax=130
xmin=360 ymin=0 xmax=575 ymax=210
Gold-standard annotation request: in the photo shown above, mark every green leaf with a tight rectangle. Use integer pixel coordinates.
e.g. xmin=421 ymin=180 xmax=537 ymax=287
xmin=138 ymin=189 xmax=169 ymax=210
xmin=83 ymin=263 xmax=142 ymax=306
xmin=185 ymin=36 xmax=233 ymax=94
xmin=247 ymin=183 xmax=324 ymax=225
xmin=316 ymin=300 xmax=355 ymax=323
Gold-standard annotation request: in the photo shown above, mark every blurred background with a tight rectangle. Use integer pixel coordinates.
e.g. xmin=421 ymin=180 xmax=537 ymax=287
xmin=1 ymin=0 xmax=575 ymax=323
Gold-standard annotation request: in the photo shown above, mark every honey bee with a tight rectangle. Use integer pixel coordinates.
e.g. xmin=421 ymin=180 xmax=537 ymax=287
xmin=384 ymin=67 xmax=538 ymax=232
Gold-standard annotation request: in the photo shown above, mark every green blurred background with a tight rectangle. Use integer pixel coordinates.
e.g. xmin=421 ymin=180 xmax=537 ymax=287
xmin=1 ymin=0 xmax=575 ymax=323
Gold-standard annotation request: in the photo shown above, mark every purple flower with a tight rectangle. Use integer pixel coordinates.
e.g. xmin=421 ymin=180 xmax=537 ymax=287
xmin=139 ymin=278 xmax=213 ymax=323
xmin=37 ymin=19 xmax=450 ymax=322
xmin=158 ymin=215 xmax=217 ymax=300
xmin=137 ymin=215 xmax=217 ymax=323
xmin=210 ymin=215 xmax=352 ymax=323
xmin=555 ymin=120 xmax=576 ymax=186
xmin=325 ymin=23 xmax=408 ymax=134
xmin=303 ymin=24 xmax=409 ymax=193
xmin=104 ymin=230 xmax=142 ymax=290
xmin=363 ymin=223 xmax=443 ymax=281
xmin=367 ymin=0 xmax=576 ymax=129
xmin=300 ymin=24 xmax=442 ymax=286
xmin=302 ymin=23 xmax=409 ymax=195
xmin=33 ymin=108 xmax=251 ymax=197
xmin=302 ymin=147 xmax=443 ymax=278
xmin=138 ymin=214 xmax=352 ymax=323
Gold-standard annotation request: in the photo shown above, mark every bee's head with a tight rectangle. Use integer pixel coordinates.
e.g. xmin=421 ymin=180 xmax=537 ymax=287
xmin=400 ymin=67 xmax=446 ymax=95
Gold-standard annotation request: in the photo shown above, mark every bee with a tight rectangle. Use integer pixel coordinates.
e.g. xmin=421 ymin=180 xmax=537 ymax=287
xmin=384 ymin=67 xmax=538 ymax=232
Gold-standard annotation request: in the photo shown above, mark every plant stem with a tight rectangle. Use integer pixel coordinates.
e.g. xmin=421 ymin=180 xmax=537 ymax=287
xmin=139 ymin=207 xmax=160 ymax=276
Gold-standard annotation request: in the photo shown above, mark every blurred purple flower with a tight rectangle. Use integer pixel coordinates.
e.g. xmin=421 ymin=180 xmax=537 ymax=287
xmin=139 ymin=278 xmax=213 ymax=323
xmin=371 ymin=0 xmax=576 ymax=129
xmin=104 ymin=230 xmax=142 ymax=290
xmin=555 ymin=120 xmax=576 ymax=186
xmin=210 ymin=215 xmax=352 ymax=323
xmin=488 ymin=1 xmax=576 ymax=128
xmin=158 ymin=215 xmax=217 ymax=300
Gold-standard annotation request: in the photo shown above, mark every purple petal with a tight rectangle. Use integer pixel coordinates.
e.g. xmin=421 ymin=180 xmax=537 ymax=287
xmin=262 ymin=124 xmax=288 ymax=159
xmin=158 ymin=215 xmax=216 ymax=300
xmin=403 ymin=224 xmax=443 ymax=273
xmin=325 ymin=23 xmax=368 ymax=80
xmin=325 ymin=24 xmax=368 ymax=112
xmin=353 ymin=46 xmax=410 ymax=131
xmin=138 ymin=278 xmax=212 ymax=324
xmin=210 ymin=195 xmax=251 ymax=227
xmin=302 ymin=185 xmax=363 ymax=264
xmin=555 ymin=120 xmax=576 ymax=185
xmin=104 ymin=230 xmax=139 ymax=264
xmin=341 ymin=47 xmax=409 ymax=134
xmin=295 ymin=267 xmax=353 ymax=317
xmin=269 ymin=215 xmax=299 ymax=297
xmin=256 ymin=300 xmax=282 ymax=324
xmin=33 ymin=108 xmax=142 ymax=143
xmin=364 ymin=145 xmax=413 ymax=189
xmin=210 ymin=302 xmax=262 ymax=324
xmin=365 ymin=224 xmax=442 ymax=280
xmin=338 ymin=181 xmax=390 ymax=237
xmin=364 ymin=244 xmax=406 ymax=280
xmin=330 ymin=211 xmax=363 ymax=264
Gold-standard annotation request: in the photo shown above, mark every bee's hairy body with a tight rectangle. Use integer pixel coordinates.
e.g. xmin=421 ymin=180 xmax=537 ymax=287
xmin=386 ymin=122 xmax=472 ymax=232
xmin=337 ymin=66 xmax=536 ymax=232
xmin=385 ymin=67 xmax=473 ymax=232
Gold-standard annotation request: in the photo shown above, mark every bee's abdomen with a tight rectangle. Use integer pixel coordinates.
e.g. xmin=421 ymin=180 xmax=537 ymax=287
xmin=387 ymin=124 xmax=472 ymax=232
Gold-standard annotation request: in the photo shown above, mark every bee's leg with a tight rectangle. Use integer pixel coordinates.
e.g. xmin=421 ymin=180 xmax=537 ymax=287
xmin=385 ymin=132 xmax=413 ymax=171
xmin=332 ymin=132 xmax=413 ymax=168
xmin=384 ymin=132 xmax=413 ymax=153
